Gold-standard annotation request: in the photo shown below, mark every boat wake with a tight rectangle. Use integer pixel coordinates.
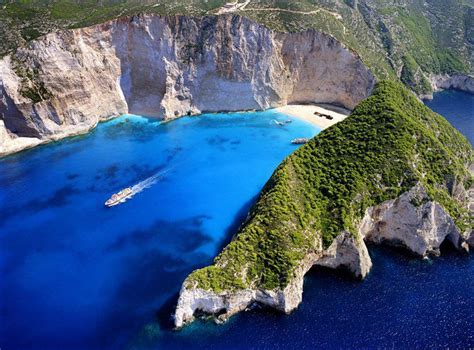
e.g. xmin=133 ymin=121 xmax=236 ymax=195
xmin=130 ymin=171 xmax=166 ymax=196
xmin=105 ymin=167 xmax=174 ymax=207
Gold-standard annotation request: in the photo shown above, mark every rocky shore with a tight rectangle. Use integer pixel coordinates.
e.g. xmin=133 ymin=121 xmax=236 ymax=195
xmin=423 ymin=74 xmax=474 ymax=99
xmin=175 ymin=184 xmax=473 ymax=328
xmin=175 ymin=231 xmax=371 ymax=328
xmin=174 ymin=185 xmax=474 ymax=328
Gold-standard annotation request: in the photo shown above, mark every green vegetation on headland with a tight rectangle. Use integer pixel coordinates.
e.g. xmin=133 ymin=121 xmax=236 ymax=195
xmin=186 ymin=81 xmax=473 ymax=293
xmin=1 ymin=1 xmax=472 ymax=95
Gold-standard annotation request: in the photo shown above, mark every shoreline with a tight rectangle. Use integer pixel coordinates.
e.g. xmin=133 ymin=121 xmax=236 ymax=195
xmin=275 ymin=104 xmax=350 ymax=129
xmin=0 ymin=105 xmax=349 ymax=158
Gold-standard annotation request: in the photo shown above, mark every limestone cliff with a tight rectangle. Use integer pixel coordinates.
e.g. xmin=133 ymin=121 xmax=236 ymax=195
xmin=360 ymin=184 xmax=471 ymax=256
xmin=0 ymin=14 xmax=375 ymax=156
xmin=175 ymin=231 xmax=371 ymax=328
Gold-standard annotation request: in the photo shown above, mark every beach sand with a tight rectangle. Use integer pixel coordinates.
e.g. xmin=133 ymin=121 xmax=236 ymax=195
xmin=276 ymin=104 xmax=350 ymax=129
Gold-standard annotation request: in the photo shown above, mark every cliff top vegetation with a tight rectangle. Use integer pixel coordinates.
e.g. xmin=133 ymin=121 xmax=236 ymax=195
xmin=1 ymin=0 xmax=472 ymax=95
xmin=185 ymin=80 xmax=473 ymax=293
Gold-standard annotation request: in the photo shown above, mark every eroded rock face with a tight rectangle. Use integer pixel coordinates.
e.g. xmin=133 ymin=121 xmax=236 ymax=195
xmin=359 ymin=184 xmax=468 ymax=256
xmin=174 ymin=231 xmax=371 ymax=328
xmin=0 ymin=14 xmax=375 ymax=156
xmin=174 ymin=184 xmax=472 ymax=328
xmin=467 ymin=230 xmax=474 ymax=248
xmin=315 ymin=231 xmax=372 ymax=278
xmin=426 ymin=74 xmax=474 ymax=98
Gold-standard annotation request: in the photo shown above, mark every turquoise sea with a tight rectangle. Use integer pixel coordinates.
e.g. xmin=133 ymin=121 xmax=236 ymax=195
xmin=0 ymin=91 xmax=472 ymax=349
xmin=0 ymin=110 xmax=319 ymax=349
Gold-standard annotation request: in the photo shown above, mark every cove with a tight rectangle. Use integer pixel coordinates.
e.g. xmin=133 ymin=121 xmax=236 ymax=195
xmin=0 ymin=110 xmax=319 ymax=349
xmin=1 ymin=90 xmax=473 ymax=350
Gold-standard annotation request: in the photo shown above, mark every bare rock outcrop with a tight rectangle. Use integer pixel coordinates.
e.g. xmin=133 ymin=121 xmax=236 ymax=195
xmin=315 ymin=231 xmax=372 ymax=278
xmin=425 ymin=74 xmax=474 ymax=98
xmin=174 ymin=230 xmax=372 ymax=328
xmin=360 ymin=184 xmax=468 ymax=256
xmin=467 ymin=230 xmax=474 ymax=248
xmin=0 ymin=14 xmax=375 ymax=156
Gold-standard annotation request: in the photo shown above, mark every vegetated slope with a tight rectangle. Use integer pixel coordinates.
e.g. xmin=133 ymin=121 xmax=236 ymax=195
xmin=1 ymin=0 xmax=472 ymax=94
xmin=185 ymin=81 xmax=473 ymax=293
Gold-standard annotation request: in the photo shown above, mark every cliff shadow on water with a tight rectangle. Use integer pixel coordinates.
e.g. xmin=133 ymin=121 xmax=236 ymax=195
xmin=215 ymin=194 xmax=260 ymax=253
xmin=152 ymin=193 xmax=261 ymax=331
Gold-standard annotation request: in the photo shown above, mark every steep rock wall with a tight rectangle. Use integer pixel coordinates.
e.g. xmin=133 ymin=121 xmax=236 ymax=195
xmin=174 ymin=231 xmax=371 ymax=328
xmin=359 ymin=184 xmax=470 ymax=256
xmin=0 ymin=14 xmax=375 ymax=156
xmin=425 ymin=74 xmax=474 ymax=99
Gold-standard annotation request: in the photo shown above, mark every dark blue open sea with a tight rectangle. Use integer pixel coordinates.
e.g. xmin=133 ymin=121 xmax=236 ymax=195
xmin=0 ymin=91 xmax=473 ymax=349
xmin=424 ymin=90 xmax=473 ymax=145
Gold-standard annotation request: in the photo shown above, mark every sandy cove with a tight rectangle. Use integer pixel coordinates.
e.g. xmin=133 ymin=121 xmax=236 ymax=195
xmin=276 ymin=104 xmax=350 ymax=129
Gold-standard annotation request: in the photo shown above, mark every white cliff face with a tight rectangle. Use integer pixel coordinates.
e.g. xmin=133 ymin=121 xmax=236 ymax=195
xmin=315 ymin=230 xmax=372 ymax=278
xmin=359 ymin=184 xmax=468 ymax=256
xmin=0 ymin=14 xmax=375 ymax=156
xmin=174 ymin=184 xmax=472 ymax=328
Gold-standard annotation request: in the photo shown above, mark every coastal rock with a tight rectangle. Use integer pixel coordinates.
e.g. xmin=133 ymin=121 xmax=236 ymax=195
xmin=315 ymin=231 xmax=372 ymax=279
xmin=425 ymin=74 xmax=474 ymax=98
xmin=0 ymin=14 xmax=375 ymax=156
xmin=175 ymin=183 xmax=471 ymax=328
xmin=467 ymin=230 xmax=474 ymax=249
xmin=174 ymin=231 xmax=371 ymax=328
xmin=359 ymin=184 xmax=467 ymax=256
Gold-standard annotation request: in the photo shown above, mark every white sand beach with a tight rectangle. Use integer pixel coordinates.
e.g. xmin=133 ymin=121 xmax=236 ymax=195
xmin=276 ymin=104 xmax=350 ymax=129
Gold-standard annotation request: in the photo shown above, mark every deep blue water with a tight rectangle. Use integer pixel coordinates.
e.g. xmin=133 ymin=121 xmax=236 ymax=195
xmin=1 ymin=91 xmax=473 ymax=350
xmin=424 ymin=89 xmax=474 ymax=144
xmin=0 ymin=111 xmax=319 ymax=349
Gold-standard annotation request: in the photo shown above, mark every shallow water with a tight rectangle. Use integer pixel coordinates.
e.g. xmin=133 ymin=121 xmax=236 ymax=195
xmin=1 ymin=90 xmax=473 ymax=350
xmin=0 ymin=110 xmax=319 ymax=349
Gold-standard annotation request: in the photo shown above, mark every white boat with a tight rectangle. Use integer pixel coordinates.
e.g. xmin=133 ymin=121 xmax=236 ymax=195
xmin=104 ymin=187 xmax=133 ymax=207
xmin=273 ymin=119 xmax=293 ymax=126
xmin=273 ymin=119 xmax=285 ymax=126
xmin=291 ymin=138 xmax=309 ymax=145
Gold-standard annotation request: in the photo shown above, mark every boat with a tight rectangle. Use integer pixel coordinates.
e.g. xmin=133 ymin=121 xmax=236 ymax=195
xmin=105 ymin=187 xmax=133 ymax=207
xmin=291 ymin=138 xmax=309 ymax=145
xmin=273 ymin=119 xmax=293 ymax=126
xmin=273 ymin=119 xmax=285 ymax=126
xmin=314 ymin=111 xmax=333 ymax=119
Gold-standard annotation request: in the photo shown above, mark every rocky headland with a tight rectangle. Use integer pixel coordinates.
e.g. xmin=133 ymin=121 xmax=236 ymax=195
xmin=0 ymin=13 xmax=375 ymax=156
xmin=174 ymin=81 xmax=473 ymax=328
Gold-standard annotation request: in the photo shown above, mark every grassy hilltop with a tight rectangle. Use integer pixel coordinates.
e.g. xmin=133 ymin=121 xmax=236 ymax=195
xmin=185 ymin=81 xmax=473 ymax=292
xmin=1 ymin=0 xmax=473 ymax=95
